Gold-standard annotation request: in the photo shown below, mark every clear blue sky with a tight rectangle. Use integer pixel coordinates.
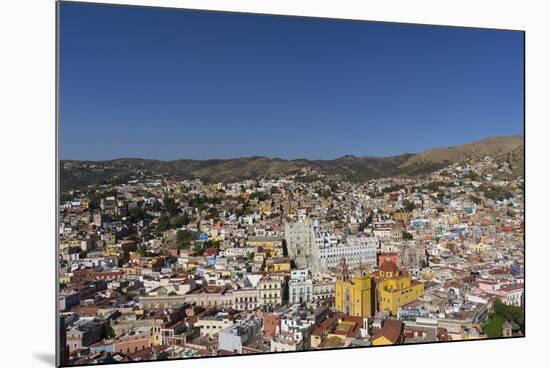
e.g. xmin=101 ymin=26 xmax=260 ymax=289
xmin=59 ymin=2 xmax=524 ymax=161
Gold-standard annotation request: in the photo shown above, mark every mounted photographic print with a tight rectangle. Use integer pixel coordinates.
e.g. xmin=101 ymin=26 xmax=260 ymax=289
xmin=57 ymin=1 xmax=525 ymax=366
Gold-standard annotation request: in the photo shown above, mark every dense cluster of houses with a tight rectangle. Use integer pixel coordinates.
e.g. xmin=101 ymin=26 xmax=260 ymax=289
xmin=58 ymin=155 xmax=524 ymax=365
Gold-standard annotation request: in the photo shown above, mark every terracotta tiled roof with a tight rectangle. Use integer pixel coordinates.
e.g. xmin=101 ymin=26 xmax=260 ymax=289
xmin=379 ymin=260 xmax=399 ymax=273
xmin=373 ymin=319 xmax=403 ymax=344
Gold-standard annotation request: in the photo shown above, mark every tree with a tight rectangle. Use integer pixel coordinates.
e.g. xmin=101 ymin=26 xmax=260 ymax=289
xmin=60 ymin=193 xmax=74 ymax=204
xmin=176 ymin=229 xmax=198 ymax=248
xmin=163 ymin=195 xmax=178 ymax=215
xmin=129 ymin=206 xmax=146 ymax=221
xmin=156 ymin=214 xmax=169 ymax=233
xmin=483 ymin=299 xmax=524 ymax=338
xmin=206 ymin=207 xmax=219 ymax=220
xmin=173 ymin=213 xmax=190 ymax=228
xmin=402 ymin=231 xmax=413 ymax=240
xmin=205 ymin=239 xmax=221 ymax=248
xmin=193 ymin=243 xmax=204 ymax=255
xmin=483 ymin=315 xmax=505 ymax=338
xmin=492 ymin=299 xmax=524 ymax=330
xmin=402 ymin=200 xmax=415 ymax=212
xmin=137 ymin=244 xmax=148 ymax=257
xmin=105 ymin=326 xmax=116 ymax=339
xmin=89 ymin=192 xmax=104 ymax=210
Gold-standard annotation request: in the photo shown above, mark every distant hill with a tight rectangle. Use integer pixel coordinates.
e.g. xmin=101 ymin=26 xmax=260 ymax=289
xmin=494 ymin=144 xmax=525 ymax=177
xmin=398 ymin=136 xmax=524 ymax=175
xmin=60 ymin=135 xmax=524 ymax=191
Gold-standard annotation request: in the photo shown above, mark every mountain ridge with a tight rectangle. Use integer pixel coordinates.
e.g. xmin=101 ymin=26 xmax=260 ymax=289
xmin=61 ymin=135 xmax=524 ymax=191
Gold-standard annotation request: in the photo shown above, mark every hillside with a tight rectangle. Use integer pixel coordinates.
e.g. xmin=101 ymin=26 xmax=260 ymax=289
xmin=60 ymin=135 xmax=524 ymax=191
xmin=398 ymin=136 xmax=524 ymax=175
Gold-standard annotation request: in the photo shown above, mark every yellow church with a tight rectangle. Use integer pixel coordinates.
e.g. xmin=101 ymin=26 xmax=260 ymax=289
xmin=335 ymin=257 xmax=376 ymax=318
xmin=376 ymin=259 xmax=424 ymax=315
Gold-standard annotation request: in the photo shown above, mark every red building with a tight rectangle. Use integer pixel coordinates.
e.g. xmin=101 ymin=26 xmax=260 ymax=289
xmin=378 ymin=252 xmax=399 ymax=268
xmin=262 ymin=313 xmax=280 ymax=337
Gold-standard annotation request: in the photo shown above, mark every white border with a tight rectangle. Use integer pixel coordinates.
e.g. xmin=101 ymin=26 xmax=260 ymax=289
xmin=1 ymin=1 xmax=548 ymax=368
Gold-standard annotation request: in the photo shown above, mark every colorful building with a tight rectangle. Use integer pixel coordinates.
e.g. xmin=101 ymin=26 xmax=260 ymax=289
xmin=334 ymin=257 xmax=376 ymax=318
xmin=265 ymin=257 xmax=292 ymax=273
xmin=246 ymin=236 xmax=282 ymax=257
xmin=376 ymin=260 xmax=424 ymax=316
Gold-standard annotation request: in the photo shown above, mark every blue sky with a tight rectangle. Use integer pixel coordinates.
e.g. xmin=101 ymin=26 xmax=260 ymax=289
xmin=59 ymin=2 xmax=524 ymax=160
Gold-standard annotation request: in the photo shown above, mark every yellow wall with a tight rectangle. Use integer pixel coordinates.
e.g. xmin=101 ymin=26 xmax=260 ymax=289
xmin=260 ymin=204 xmax=272 ymax=213
xmin=265 ymin=262 xmax=291 ymax=273
xmin=247 ymin=240 xmax=282 ymax=251
xmin=421 ymin=268 xmax=434 ymax=279
xmin=467 ymin=243 xmax=486 ymax=253
xmin=378 ymin=275 xmax=424 ymax=315
xmin=335 ymin=272 xmax=374 ymax=317
xmin=274 ymin=263 xmax=290 ymax=272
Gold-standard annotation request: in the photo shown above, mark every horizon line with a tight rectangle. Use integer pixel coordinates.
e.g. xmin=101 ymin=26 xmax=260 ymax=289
xmin=60 ymin=134 xmax=524 ymax=162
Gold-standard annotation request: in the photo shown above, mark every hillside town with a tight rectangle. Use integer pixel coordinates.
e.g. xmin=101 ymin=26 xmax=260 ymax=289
xmin=58 ymin=155 xmax=524 ymax=365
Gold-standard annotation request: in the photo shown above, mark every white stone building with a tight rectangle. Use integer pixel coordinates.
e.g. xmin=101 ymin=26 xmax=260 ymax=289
xmin=312 ymin=235 xmax=378 ymax=273
xmin=284 ymin=219 xmax=316 ymax=268
xmin=288 ymin=269 xmax=313 ymax=304
xmin=195 ymin=311 xmax=234 ymax=338
xmin=312 ymin=274 xmax=336 ymax=301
